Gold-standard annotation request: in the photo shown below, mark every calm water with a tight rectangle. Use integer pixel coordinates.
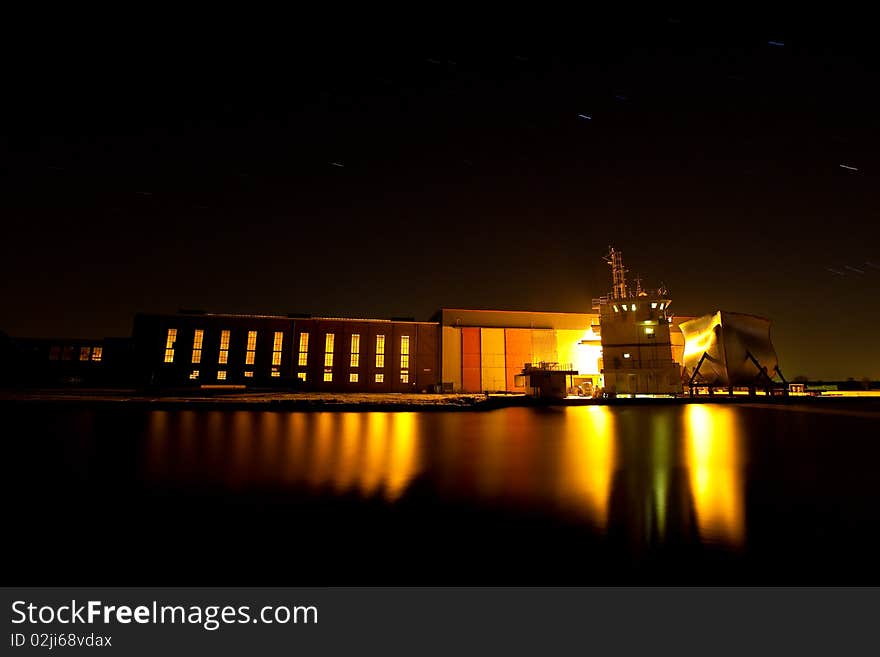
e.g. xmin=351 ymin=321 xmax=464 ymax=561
xmin=6 ymin=402 xmax=880 ymax=584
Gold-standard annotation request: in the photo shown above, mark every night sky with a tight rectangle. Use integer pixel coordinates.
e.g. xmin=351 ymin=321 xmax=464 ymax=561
xmin=2 ymin=16 xmax=878 ymax=379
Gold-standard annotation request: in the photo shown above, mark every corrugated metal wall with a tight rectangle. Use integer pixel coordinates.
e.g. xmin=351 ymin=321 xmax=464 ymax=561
xmin=461 ymin=327 xmax=481 ymax=392
xmin=441 ymin=326 xmax=462 ymax=391
xmin=480 ymin=328 xmax=506 ymax=392
xmin=504 ymin=329 xmax=532 ymax=392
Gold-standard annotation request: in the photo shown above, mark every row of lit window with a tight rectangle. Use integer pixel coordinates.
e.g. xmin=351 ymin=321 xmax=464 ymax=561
xmin=48 ymin=345 xmax=103 ymax=362
xmin=187 ymin=370 xmax=403 ymax=383
xmin=172 ymin=329 xmax=410 ymax=383
xmin=611 ymin=302 xmax=665 ymax=313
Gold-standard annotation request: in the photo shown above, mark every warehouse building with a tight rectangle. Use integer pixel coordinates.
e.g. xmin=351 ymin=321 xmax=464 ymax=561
xmin=436 ymin=308 xmax=603 ymax=394
xmin=132 ymin=312 xmax=439 ymax=392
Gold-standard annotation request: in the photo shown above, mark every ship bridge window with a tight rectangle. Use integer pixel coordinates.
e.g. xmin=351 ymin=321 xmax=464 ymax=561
xmin=623 ymin=353 xmax=631 ymax=359
xmin=651 ymin=302 xmax=657 ymax=309
xmin=622 ymin=304 xmax=629 ymax=311
xmin=612 ymin=305 xmax=619 ymax=312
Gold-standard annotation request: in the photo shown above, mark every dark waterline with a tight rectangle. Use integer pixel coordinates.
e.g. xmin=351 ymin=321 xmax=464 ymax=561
xmin=6 ymin=402 xmax=880 ymax=584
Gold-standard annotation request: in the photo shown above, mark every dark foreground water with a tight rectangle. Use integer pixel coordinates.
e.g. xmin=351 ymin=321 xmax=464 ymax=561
xmin=5 ymin=401 xmax=880 ymax=584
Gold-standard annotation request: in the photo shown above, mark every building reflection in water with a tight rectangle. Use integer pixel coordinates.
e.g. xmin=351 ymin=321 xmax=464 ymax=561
xmin=146 ymin=410 xmax=422 ymax=502
xmin=558 ymin=406 xmax=616 ymax=528
xmin=684 ymin=404 xmax=746 ymax=547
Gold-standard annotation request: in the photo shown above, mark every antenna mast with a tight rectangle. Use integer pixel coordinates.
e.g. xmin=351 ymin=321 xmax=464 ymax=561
xmin=604 ymin=246 xmax=628 ymax=299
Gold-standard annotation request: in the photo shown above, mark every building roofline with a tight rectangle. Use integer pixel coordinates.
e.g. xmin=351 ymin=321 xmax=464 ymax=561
xmin=134 ymin=311 xmax=438 ymax=324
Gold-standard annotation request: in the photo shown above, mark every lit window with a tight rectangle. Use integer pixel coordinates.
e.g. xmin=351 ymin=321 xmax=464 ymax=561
xmin=645 ymin=327 xmax=654 ymax=335
xmin=375 ymin=373 xmax=384 ymax=383
xmin=400 ymin=335 xmax=410 ymax=370
xmin=217 ymin=370 xmax=227 ymax=380
xmin=189 ymin=370 xmax=199 ymax=380
xmin=244 ymin=371 xmax=253 ymax=378
xmin=631 ymin=304 xmax=637 ymax=311
xmin=297 ymin=372 xmax=307 ymax=382
xmin=271 ymin=367 xmax=280 ymax=378
xmin=80 ymin=346 xmax=91 ymax=361
xmin=245 ymin=330 xmax=257 ymax=365
xmin=324 ymin=333 xmax=335 ymax=368
xmin=349 ymin=373 xmax=358 ymax=383
xmin=350 ymin=333 xmax=360 ymax=368
xmin=623 ymin=353 xmax=631 ymax=359
xmin=324 ymin=333 xmax=334 ymax=381
xmin=272 ymin=331 xmax=283 ymax=366
xmin=651 ymin=302 xmax=658 ymax=309
xmin=621 ymin=304 xmax=629 ymax=311
xmin=375 ymin=334 xmax=385 ymax=368
xmin=659 ymin=303 xmax=665 ymax=310
xmin=298 ymin=332 xmax=309 ymax=367
xmin=218 ymin=330 xmax=230 ymax=364
xmin=91 ymin=346 xmax=102 ymax=362
xmin=192 ymin=329 xmax=204 ymax=364
xmin=612 ymin=305 xmax=619 ymax=312
xmin=400 ymin=372 xmax=409 ymax=384
xmin=164 ymin=329 xmax=177 ymax=363
xmin=49 ymin=346 xmax=61 ymax=360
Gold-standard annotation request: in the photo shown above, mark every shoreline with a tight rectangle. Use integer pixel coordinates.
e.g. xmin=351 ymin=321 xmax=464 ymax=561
xmin=2 ymin=389 xmax=879 ymax=413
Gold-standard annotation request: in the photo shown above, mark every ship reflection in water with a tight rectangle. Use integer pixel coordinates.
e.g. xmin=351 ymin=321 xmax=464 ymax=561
xmin=145 ymin=404 xmax=745 ymax=550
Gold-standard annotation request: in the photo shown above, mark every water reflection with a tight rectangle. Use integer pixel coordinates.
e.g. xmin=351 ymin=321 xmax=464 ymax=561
xmin=684 ymin=405 xmax=746 ymax=546
xmin=146 ymin=411 xmax=421 ymax=501
xmin=558 ymin=406 xmax=616 ymax=528
xmin=144 ymin=405 xmax=745 ymax=549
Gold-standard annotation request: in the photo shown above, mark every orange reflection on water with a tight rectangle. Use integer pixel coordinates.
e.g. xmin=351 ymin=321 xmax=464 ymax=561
xmin=145 ymin=411 xmax=422 ymax=502
xmin=684 ymin=405 xmax=745 ymax=546
xmin=559 ymin=406 xmax=616 ymax=528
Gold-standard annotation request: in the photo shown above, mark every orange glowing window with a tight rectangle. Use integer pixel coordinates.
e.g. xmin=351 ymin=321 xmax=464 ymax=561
xmin=245 ymin=331 xmax=257 ymax=365
xmin=375 ymin=373 xmax=384 ymax=383
xmin=272 ymin=331 xmax=284 ymax=366
xmin=218 ymin=330 xmax=230 ymax=364
xmin=91 ymin=346 xmax=103 ymax=362
xmin=297 ymin=372 xmax=307 ymax=382
xmin=217 ymin=370 xmax=227 ymax=380
xmin=349 ymin=373 xmax=358 ymax=383
xmin=324 ymin=333 xmax=335 ymax=368
xmin=80 ymin=346 xmax=91 ymax=361
xmin=350 ymin=333 xmax=360 ymax=368
xmin=164 ymin=329 xmax=177 ymax=363
xmin=400 ymin=372 xmax=409 ymax=384
xmin=400 ymin=335 xmax=410 ymax=370
xmin=189 ymin=370 xmax=199 ymax=380
xmin=192 ymin=329 xmax=204 ymax=364
xmin=244 ymin=371 xmax=254 ymax=378
xmin=298 ymin=332 xmax=309 ymax=367
xmin=375 ymin=334 xmax=385 ymax=368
